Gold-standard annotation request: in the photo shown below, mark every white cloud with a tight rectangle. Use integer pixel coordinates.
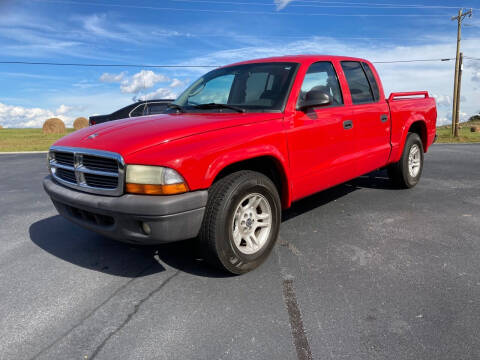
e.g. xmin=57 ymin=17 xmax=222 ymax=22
xmin=0 ymin=102 xmax=73 ymax=128
xmin=99 ymin=72 xmax=126 ymax=83
xmin=56 ymin=104 xmax=72 ymax=115
xmin=460 ymin=112 xmax=469 ymax=122
xmin=471 ymin=61 xmax=480 ymax=83
xmin=170 ymin=78 xmax=185 ymax=88
xmin=81 ymin=14 xmax=136 ymax=43
xmin=437 ymin=117 xmax=449 ymax=126
xmin=0 ymin=11 xmax=119 ymax=61
xmin=274 ymin=0 xmax=295 ymax=10
xmin=133 ymin=87 xmax=177 ymax=101
xmin=47 ymin=91 xmax=133 ymax=118
xmin=432 ymin=94 xmax=451 ymax=108
xmin=120 ymin=70 xmax=170 ymax=94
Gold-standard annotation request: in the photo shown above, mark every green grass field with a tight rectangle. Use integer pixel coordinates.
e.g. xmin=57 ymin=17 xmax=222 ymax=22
xmin=0 ymin=128 xmax=75 ymax=152
xmin=436 ymin=119 xmax=480 ymax=143
xmin=0 ymin=121 xmax=479 ymax=152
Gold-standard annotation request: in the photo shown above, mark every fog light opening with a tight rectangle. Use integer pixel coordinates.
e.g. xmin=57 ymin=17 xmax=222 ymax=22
xmin=141 ymin=222 xmax=151 ymax=235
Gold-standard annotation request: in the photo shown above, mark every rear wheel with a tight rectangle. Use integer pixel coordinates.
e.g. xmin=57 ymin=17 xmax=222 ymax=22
xmin=199 ymin=171 xmax=281 ymax=274
xmin=387 ymin=132 xmax=424 ymax=188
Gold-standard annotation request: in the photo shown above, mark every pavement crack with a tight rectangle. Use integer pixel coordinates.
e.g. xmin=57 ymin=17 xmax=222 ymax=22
xmin=30 ymin=263 xmax=154 ymax=360
xmin=282 ymin=279 xmax=313 ymax=360
xmin=89 ymin=270 xmax=180 ymax=359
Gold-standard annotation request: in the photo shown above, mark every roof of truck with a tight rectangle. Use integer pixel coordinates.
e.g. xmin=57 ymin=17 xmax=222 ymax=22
xmin=225 ymin=55 xmax=370 ymax=67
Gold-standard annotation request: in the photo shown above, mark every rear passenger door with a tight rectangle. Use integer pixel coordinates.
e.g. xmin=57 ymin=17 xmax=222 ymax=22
xmin=340 ymin=61 xmax=391 ymax=174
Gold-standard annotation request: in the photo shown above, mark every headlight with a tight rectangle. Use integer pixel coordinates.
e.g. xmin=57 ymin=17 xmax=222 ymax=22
xmin=125 ymin=165 xmax=189 ymax=195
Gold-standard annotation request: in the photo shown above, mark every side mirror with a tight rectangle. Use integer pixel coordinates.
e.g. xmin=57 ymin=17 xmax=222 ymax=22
xmin=298 ymin=89 xmax=331 ymax=110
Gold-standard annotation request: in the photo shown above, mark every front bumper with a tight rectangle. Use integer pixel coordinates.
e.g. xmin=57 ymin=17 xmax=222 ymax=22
xmin=43 ymin=175 xmax=208 ymax=244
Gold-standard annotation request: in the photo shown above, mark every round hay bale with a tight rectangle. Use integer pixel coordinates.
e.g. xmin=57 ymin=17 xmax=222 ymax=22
xmin=42 ymin=118 xmax=66 ymax=134
xmin=470 ymin=126 xmax=480 ymax=133
xmin=0 ymin=125 xmax=3 ymax=129
xmin=73 ymin=117 xmax=88 ymax=130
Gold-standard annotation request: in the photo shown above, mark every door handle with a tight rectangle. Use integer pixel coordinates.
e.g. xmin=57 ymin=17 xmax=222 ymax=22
xmin=381 ymin=114 xmax=388 ymax=122
xmin=343 ymin=120 xmax=353 ymax=130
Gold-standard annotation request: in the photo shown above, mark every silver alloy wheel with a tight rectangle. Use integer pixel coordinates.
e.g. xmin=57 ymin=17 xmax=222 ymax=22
xmin=232 ymin=193 xmax=272 ymax=255
xmin=408 ymin=144 xmax=421 ymax=178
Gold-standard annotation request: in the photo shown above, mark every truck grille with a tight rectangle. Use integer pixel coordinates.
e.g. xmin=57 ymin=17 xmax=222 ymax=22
xmin=54 ymin=152 xmax=74 ymax=167
xmin=83 ymin=155 xmax=118 ymax=173
xmin=55 ymin=168 xmax=76 ymax=183
xmin=84 ymin=173 xmax=118 ymax=189
xmin=49 ymin=146 xmax=125 ymax=196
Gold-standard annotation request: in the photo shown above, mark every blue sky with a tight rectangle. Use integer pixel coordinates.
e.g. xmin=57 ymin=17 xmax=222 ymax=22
xmin=0 ymin=0 xmax=479 ymax=127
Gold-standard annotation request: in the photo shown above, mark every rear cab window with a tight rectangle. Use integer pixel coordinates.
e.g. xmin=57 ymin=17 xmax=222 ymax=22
xmin=361 ymin=62 xmax=380 ymax=101
xmin=341 ymin=61 xmax=376 ymax=104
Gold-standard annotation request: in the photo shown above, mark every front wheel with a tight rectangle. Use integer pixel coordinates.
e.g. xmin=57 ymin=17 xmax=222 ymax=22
xmin=387 ymin=132 xmax=424 ymax=188
xmin=199 ymin=170 xmax=281 ymax=274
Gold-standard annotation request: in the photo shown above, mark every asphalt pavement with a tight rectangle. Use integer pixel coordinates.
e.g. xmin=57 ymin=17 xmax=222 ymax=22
xmin=0 ymin=144 xmax=479 ymax=360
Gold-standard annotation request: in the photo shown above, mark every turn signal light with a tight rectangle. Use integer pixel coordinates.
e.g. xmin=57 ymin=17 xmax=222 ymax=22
xmin=126 ymin=183 xmax=188 ymax=195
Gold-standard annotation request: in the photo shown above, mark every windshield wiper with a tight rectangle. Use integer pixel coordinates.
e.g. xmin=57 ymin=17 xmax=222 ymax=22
xmin=167 ymin=103 xmax=185 ymax=113
xmin=193 ymin=103 xmax=245 ymax=113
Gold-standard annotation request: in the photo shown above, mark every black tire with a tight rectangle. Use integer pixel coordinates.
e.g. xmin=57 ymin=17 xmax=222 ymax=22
xmin=199 ymin=170 xmax=281 ymax=274
xmin=387 ymin=132 xmax=424 ymax=188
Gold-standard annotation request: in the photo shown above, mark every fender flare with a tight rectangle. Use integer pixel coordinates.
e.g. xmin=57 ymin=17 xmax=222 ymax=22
xmin=204 ymin=145 xmax=293 ymax=208
xmin=391 ymin=117 xmax=428 ymax=163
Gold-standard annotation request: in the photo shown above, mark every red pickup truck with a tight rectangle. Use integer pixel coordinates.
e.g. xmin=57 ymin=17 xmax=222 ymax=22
xmin=44 ymin=55 xmax=437 ymax=274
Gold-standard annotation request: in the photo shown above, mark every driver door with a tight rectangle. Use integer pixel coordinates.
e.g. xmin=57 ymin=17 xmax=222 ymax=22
xmin=287 ymin=61 xmax=357 ymax=201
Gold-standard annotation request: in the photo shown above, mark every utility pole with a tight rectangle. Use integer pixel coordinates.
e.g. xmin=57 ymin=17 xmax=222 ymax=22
xmin=451 ymin=8 xmax=472 ymax=136
xmin=454 ymin=52 xmax=463 ymax=137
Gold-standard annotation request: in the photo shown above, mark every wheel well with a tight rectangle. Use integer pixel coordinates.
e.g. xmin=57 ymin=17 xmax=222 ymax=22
xmin=408 ymin=121 xmax=427 ymax=150
xmin=212 ymin=156 xmax=288 ymax=208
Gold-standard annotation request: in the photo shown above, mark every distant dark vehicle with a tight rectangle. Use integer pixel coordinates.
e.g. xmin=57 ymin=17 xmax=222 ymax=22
xmin=89 ymin=99 xmax=174 ymax=125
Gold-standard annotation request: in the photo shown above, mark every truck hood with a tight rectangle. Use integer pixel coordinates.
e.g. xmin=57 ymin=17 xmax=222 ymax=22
xmin=54 ymin=112 xmax=282 ymax=156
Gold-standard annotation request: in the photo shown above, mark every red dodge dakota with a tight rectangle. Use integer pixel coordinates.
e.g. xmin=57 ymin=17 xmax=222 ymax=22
xmin=43 ymin=55 xmax=437 ymax=274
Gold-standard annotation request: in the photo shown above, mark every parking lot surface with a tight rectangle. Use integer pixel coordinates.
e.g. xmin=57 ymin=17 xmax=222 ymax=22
xmin=0 ymin=144 xmax=479 ymax=360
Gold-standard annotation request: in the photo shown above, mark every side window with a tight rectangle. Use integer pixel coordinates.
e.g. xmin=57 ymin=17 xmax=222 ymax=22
xmin=129 ymin=104 xmax=145 ymax=117
xmin=361 ymin=63 xmax=380 ymax=101
xmin=341 ymin=61 xmax=374 ymax=104
xmin=299 ymin=62 xmax=343 ymax=106
xmin=187 ymin=74 xmax=234 ymax=105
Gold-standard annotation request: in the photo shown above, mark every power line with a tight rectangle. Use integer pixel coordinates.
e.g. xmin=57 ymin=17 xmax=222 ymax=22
xmin=274 ymin=0 xmax=479 ymax=10
xmin=374 ymin=58 xmax=456 ymax=63
xmin=33 ymin=0 xmax=453 ymax=16
xmin=171 ymin=0 xmax=480 ymax=10
xmin=0 ymin=61 xmax=219 ymax=68
xmin=152 ymin=33 xmax=479 ymax=42
xmin=3 ymin=57 xmax=480 ymax=68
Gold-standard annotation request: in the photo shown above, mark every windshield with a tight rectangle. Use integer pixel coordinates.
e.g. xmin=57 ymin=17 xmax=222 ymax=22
xmin=173 ymin=62 xmax=298 ymax=113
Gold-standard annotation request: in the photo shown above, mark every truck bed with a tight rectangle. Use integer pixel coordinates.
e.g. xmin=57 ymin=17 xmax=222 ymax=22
xmin=387 ymin=91 xmax=437 ymax=162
